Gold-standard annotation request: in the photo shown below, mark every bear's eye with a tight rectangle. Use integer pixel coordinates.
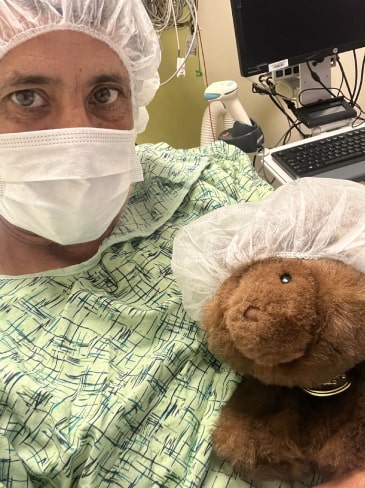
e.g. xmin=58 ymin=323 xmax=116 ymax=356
xmin=280 ymin=273 xmax=292 ymax=284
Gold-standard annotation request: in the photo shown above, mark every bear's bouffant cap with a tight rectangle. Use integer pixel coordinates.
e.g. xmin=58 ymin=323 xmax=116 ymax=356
xmin=172 ymin=177 xmax=365 ymax=320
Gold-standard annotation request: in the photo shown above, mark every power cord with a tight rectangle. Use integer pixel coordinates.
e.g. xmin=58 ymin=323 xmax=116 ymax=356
xmin=352 ymin=51 xmax=365 ymax=107
xmin=142 ymin=0 xmax=199 ymax=86
xmin=252 ymin=78 xmax=307 ymax=140
xmin=142 ymin=0 xmax=192 ymax=32
xmin=159 ymin=0 xmax=198 ymax=85
xmin=336 ymin=55 xmax=354 ymax=105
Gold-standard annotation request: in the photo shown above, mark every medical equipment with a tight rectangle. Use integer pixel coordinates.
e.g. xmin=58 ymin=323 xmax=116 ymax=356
xmin=200 ymin=81 xmax=264 ymax=153
xmin=204 ymin=81 xmax=251 ymax=125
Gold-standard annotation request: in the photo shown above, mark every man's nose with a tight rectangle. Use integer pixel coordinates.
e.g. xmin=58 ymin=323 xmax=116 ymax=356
xmin=54 ymin=104 xmax=93 ymax=129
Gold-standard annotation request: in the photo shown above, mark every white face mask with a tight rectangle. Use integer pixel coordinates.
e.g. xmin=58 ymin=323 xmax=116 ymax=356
xmin=0 ymin=127 xmax=143 ymax=245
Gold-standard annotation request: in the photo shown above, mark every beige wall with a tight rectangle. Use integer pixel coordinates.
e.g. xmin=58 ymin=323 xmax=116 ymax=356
xmin=137 ymin=27 xmax=207 ymax=148
xmin=138 ymin=0 xmax=365 ymax=149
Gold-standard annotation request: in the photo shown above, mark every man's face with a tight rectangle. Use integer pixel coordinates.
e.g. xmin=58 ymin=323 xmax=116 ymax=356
xmin=0 ymin=30 xmax=134 ymax=133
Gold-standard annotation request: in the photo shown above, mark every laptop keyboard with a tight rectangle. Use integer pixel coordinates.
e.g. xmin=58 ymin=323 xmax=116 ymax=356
xmin=270 ymin=128 xmax=365 ymax=179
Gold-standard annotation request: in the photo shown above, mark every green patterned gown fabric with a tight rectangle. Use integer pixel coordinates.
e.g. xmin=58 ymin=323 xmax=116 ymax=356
xmin=0 ymin=142 xmax=316 ymax=488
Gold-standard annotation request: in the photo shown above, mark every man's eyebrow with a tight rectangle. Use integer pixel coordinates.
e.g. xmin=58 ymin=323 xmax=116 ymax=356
xmin=0 ymin=73 xmax=58 ymax=89
xmin=92 ymin=73 xmax=128 ymax=84
xmin=90 ymin=73 xmax=131 ymax=94
xmin=0 ymin=72 xmax=131 ymax=92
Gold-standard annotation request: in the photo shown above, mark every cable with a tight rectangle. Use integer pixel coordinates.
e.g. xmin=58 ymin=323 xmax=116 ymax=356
xmin=144 ymin=0 xmax=198 ymax=86
xmin=196 ymin=1 xmax=208 ymax=86
xmin=159 ymin=0 xmax=198 ymax=86
xmin=142 ymin=0 xmax=190 ymax=33
xmin=353 ymin=53 xmax=365 ymax=107
xmin=253 ymin=77 xmax=307 ymax=140
xmin=336 ymin=56 xmax=353 ymax=105
xmin=305 ymin=61 xmax=336 ymax=99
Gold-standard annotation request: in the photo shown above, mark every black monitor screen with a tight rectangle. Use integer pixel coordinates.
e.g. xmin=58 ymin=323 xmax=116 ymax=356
xmin=230 ymin=0 xmax=365 ymax=77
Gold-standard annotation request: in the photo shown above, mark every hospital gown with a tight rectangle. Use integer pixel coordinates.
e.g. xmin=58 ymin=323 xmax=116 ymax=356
xmin=0 ymin=141 xmax=320 ymax=487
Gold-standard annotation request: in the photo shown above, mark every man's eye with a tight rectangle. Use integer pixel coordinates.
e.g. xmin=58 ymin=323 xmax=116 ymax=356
xmin=10 ymin=90 xmax=45 ymax=108
xmin=93 ymin=87 xmax=119 ymax=104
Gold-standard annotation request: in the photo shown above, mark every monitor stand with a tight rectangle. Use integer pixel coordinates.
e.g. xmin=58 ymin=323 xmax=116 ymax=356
xmin=272 ymin=55 xmax=354 ymax=134
xmin=271 ymin=55 xmax=335 ymax=105
xmin=298 ymin=56 xmax=334 ymax=105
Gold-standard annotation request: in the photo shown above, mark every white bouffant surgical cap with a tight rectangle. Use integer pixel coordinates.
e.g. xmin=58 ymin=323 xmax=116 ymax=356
xmin=171 ymin=177 xmax=365 ymax=321
xmin=0 ymin=0 xmax=161 ymax=133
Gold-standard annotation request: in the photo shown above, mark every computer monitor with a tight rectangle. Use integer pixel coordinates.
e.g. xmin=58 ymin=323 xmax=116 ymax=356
xmin=230 ymin=0 xmax=365 ymax=104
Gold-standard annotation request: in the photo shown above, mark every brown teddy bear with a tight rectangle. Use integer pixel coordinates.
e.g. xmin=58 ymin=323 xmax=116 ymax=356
xmin=171 ymin=176 xmax=365 ymax=484
xmin=202 ymin=254 xmax=365 ymax=482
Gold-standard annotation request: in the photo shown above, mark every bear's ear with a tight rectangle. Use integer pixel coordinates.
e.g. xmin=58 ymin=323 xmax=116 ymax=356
xmin=324 ymin=282 xmax=365 ymax=354
xmin=307 ymin=260 xmax=365 ymax=368
xmin=202 ymin=268 xmax=244 ymax=334
xmin=201 ymin=266 xmax=254 ymax=370
xmin=316 ymin=260 xmax=365 ymax=332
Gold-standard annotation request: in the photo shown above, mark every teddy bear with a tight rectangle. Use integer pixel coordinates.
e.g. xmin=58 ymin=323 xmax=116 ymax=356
xmin=202 ymin=254 xmax=365 ymax=482
xmin=171 ymin=176 xmax=365 ymax=484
